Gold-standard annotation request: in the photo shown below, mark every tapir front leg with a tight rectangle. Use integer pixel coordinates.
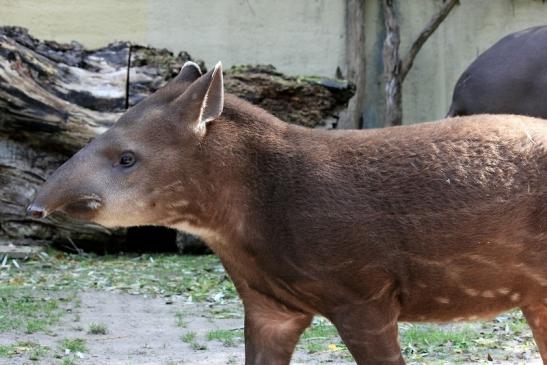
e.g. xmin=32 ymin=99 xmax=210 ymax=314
xmin=522 ymin=304 xmax=547 ymax=364
xmin=241 ymin=288 xmax=313 ymax=365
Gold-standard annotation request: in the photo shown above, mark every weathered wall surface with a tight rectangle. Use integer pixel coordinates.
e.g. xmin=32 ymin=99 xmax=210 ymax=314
xmin=2 ymin=0 xmax=547 ymax=126
xmin=0 ymin=0 xmax=346 ymax=78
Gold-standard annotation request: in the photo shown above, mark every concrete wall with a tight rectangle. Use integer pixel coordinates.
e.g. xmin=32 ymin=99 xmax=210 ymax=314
xmin=2 ymin=0 xmax=547 ymax=126
xmin=0 ymin=0 xmax=346 ymax=78
xmin=362 ymin=0 xmax=547 ymax=127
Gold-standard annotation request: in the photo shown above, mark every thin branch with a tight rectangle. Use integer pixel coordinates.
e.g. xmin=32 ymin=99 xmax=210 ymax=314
xmin=124 ymin=43 xmax=132 ymax=110
xmin=382 ymin=0 xmax=401 ymax=79
xmin=400 ymin=0 xmax=459 ymax=81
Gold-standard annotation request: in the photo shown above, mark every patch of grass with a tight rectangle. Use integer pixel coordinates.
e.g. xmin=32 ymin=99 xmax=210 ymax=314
xmin=226 ymin=355 xmax=238 ymax=364
xmin=0 ymin=341 xmax=49 ymax=359
xmin=190 ymin=341 xmax=208 ymax=351
xmin=400 ymin=323 xmax=476 ymax=358
xmin=59 ymin=338 xmax=86 ymax=353
xmin=87 ymin=322 xmax=108 ymax=335
xmin=0 ymin=287 xmax=65 ymax=334
xmin=0 ymin=252 xmax=237 ymax=303
xmin=502 ymin=311 xmax=529 ymax=335
xmin=175 ymin=311 xmax=187 ymax=328
xmin=204 ymin=305 xmax=243 ymax=319
xmin=181 ymin=331 xmax=207 ymax=351
xmin=299 ymin=317 xmax=348 ymax=356
xmin=62 ymin=358 xmax=75 ymax=365
xmin=304 ymin=341 xmax=324 ymax=354
xmin=206 ymin=329 xmax=243 ymax=347
xmin=0 ymin=345 xmax=8 ymax=357
xmin=301 ymin=318 xmax=339 ymax=340
xmin=181 ymin=331 xmax=196 ymax=343
xmin=28 ymin=343 xmax=49 ymax=361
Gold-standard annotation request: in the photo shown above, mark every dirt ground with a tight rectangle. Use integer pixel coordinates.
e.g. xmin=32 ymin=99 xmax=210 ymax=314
xmin=0 ymin=291 xmax=356 ymax=365
xmin=1 ymin=291 xmax=241 ymax=365
xmin=0 ymin=290 xmax=541 ymax=365
xmin=0 ymin=253 xmax=543 ymax=365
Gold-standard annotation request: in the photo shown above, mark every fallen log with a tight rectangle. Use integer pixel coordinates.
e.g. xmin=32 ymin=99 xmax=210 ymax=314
xmin=0 ymin=27 xmax=354 ymax=252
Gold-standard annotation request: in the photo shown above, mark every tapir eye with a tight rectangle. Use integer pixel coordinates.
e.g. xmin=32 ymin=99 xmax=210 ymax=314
xmin=119 ymin=151 xmax=136 ymax=167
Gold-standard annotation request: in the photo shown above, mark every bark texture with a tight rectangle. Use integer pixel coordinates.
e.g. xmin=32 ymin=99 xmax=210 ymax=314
xmin=339 ymin=0 xmax=366 ymax=129
xmin=0 ymin=27 xmax=354 ymax=252
xmin=382 ymin=0 xmax=402 ymax=127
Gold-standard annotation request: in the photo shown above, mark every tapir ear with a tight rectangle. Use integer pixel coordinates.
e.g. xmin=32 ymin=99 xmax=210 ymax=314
xmin=173 ymin=61 xmax=202 ymax=85
xmin=177 ymin=61 xmax=224 ymax=135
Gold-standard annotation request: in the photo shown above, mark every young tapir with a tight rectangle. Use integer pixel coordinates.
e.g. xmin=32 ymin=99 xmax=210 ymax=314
xmin=27 ymin=61 xmax=546 ymax=365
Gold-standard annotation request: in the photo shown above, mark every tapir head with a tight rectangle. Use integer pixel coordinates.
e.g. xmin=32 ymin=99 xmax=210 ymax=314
xmin=27 ymin=61 xmax=224 ymax=229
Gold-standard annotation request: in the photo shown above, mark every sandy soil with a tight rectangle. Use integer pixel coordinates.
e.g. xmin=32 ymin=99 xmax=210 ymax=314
xmin=0 ymin=291 xmax=354 ymax=365
xmin=0 ymin=290 xmax=541 ymax=365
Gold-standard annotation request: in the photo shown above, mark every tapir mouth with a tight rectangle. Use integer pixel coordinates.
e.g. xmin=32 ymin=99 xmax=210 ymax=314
xmin=62 ymin=195 xmax=103 ymax=217
xmin=27 ymin=194 xmax=103 ymax=220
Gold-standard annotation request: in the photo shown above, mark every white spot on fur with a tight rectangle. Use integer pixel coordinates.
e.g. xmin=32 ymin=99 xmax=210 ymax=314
xmin=497 ymin=288 xmax=511 ymax=295
xmin=510 ymin=293 xmax=521 ymax=302
xmin=435 ymin=297 xmax=450 ymax=304
xmin=464 ymin=288 xmax=479 ymax=296
xmin=468 ymin=315 xmax=478 ymax=321
xmin=481 ymin=290 xmax=495 ymax=298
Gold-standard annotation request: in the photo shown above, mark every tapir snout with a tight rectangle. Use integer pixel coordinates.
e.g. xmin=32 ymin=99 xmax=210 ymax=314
xmin=26 ymin=146 xmax=105 ymax=221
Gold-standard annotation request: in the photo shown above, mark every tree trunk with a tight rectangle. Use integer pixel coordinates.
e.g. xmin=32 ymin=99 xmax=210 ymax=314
xmin=0 ymin=27 xmax=354 ymax=252
xmin=382 ymin=0 xmax=403 ymax=127
xmin=340 ymin=0 xmax=366 ymax=129
xmin=382 ymin=0 xmax=459 ymax=127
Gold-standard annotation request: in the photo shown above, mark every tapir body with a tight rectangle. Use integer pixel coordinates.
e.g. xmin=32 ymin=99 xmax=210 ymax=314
xmin=448 ymin=25 xmax=547 ymax=118
xmin=29 ymin=62 xmax=547 ymax=364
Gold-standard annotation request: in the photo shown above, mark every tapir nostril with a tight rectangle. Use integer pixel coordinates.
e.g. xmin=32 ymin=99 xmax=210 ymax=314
xmin=26 ymin=204 xmax=46 ymax=219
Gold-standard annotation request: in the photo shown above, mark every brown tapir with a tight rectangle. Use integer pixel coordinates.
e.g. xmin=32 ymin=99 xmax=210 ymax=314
xmin=28 ymin=61 xmax=546 ymax=365
xmin=448 ymin=26 xmax=547 ymax=118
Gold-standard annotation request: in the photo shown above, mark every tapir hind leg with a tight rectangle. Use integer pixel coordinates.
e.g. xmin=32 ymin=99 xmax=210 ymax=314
xmin=328 ymin=300 xmax=405 ymax=365
xmin=241 ymin=288 xmax=313 ymax=365
xmin=522 ymin=304 xmax=547 ymax=364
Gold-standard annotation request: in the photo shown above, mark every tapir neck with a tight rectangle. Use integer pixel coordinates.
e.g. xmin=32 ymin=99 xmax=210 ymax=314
xmin=171 ymin=95 xmax=302 ymax=256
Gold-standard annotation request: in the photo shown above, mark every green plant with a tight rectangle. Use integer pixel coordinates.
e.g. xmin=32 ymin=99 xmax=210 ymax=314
xmin=59 ymin=338 xmax=87 ymax=353
xmin=207 ymin=329 xmax=243 ymax=347
xmin=87 ymin=323 xmax=108 ymax=335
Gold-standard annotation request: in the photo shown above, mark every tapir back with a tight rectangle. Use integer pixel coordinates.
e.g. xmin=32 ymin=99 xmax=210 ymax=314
xmin=221 ymin=112 xmax=546 ymax=325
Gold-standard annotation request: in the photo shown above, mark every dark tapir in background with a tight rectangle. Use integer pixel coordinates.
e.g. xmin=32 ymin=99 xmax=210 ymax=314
xmin=28 ymin=61 xmax=547 ymax=364
xmin=448 ymin=25 xmax=547 ymax=118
